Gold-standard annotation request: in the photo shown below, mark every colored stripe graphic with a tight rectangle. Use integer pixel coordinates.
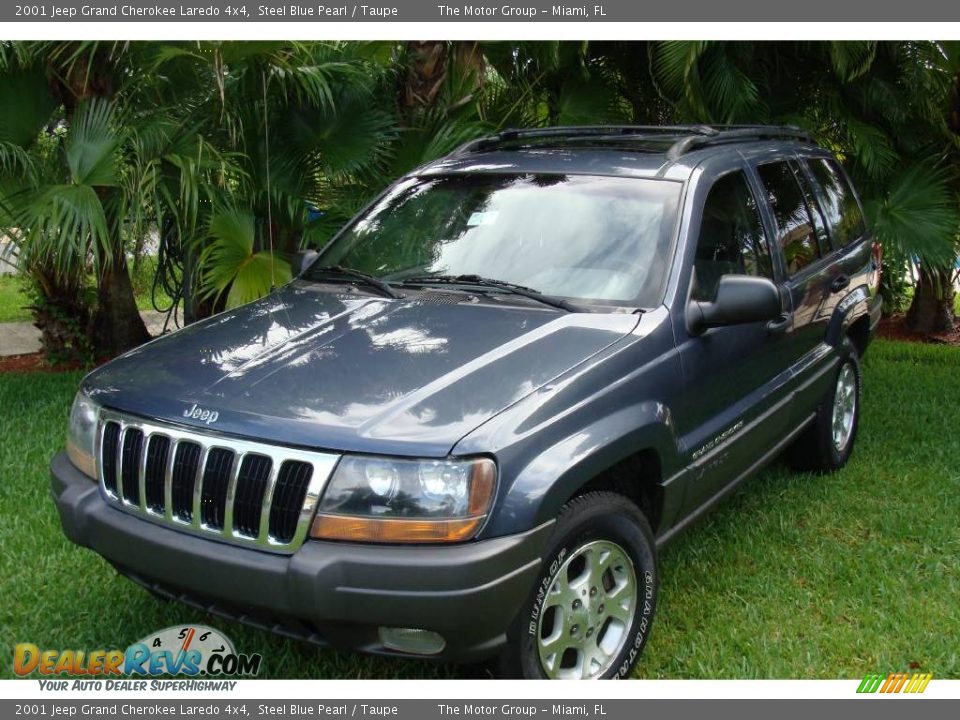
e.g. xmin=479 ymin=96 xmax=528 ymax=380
xmin=858 ymin=672 xmax=932 ymax=694
xmin=857 ymin=674 xmax=885 ymax=693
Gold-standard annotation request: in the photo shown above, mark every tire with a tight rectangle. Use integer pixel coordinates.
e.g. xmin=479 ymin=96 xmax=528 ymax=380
xmin=787 ymin=338 xmax=861 ymax=473
xmin=499 ymin=491 xmax=658 ymax=679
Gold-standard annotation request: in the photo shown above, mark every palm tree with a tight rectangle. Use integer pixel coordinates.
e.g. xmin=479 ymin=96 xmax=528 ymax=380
xmin=145 ymin=41 xmax=401 ymax=313
xmin=0 ymin=41 xmax=233 ymax=356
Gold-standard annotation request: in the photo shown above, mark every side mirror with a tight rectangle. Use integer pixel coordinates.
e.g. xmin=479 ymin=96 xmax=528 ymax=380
xmin=688 ymin=274 xmax=782 ymax=334
xmin=292 ymin=250 xmax=319 ymax=276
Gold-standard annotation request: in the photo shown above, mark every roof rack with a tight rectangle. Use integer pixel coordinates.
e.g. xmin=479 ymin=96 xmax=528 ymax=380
xmin=665 ymin=126 xmax=813 ymax=160
xmin=452 ymin=125 xmax=719 ymax=155
xmin=450 ymin=124 xmax=813 ymax=159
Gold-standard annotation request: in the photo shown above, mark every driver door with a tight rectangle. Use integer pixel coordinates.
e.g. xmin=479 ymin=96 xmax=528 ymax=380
xmin=673 ymin=168 xmax=793 ymax=515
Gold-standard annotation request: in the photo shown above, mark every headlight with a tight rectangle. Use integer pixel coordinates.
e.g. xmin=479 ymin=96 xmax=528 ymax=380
xmin=310 ymin=455 xmax=497 ymax=544
xmin=66 ymin=390 xmax=99 ymax=479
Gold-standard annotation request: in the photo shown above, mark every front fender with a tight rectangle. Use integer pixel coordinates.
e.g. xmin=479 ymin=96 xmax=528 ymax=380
xmin=454 ymin=307 xmax=685 ymax=540
xmin=480 ymin=405 xmax=679 ymax=539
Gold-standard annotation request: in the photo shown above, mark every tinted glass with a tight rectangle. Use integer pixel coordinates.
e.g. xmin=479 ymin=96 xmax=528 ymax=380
xmin=807 ymin=158 xmax=866 ymax=247
xmin=692 ymin=170 xmax=772 ymax=302
xmin=757 ymin=162 xmax=821 ymax=275
xmin=311 ymin=173 xmax=682 ymax=305
xmin=793 ymin=167 xmax=832 ymax=256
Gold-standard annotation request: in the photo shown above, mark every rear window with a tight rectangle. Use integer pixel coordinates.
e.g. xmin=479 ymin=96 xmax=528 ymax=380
xmin=806 ymin=158 xmax=866 ymax=248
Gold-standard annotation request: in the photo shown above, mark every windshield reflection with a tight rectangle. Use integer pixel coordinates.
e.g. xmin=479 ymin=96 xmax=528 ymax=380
xmin=309 ymin=173 xmax=681 ymax=306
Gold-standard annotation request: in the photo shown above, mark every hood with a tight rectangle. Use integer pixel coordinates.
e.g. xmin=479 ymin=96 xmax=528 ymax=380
xmin=85 ymin=281 xmax=640 ymax=456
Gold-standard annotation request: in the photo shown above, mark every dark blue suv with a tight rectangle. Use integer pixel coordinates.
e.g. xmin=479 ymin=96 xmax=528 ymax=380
xmin=52 ymin=126 xmax=882 ymax=679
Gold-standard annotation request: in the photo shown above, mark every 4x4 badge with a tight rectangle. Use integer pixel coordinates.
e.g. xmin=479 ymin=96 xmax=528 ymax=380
xmin=183 ymin=403 xmax=219 ymax=425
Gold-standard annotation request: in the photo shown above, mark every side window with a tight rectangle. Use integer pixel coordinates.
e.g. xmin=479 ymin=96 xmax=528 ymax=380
xmin=757 ymin=161 xmax=821 ymax=275
xmin=793 ymin=167 xmax=832 ymax=256
xmin=806 ymin=158 xmax=866 ymax=248
xmin=692 ymin=170 xmax=773 ymax=302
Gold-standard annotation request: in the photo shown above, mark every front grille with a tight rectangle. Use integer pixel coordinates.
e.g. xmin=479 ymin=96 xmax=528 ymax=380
xmin=96 ymin=409 xmax=339 ymax=554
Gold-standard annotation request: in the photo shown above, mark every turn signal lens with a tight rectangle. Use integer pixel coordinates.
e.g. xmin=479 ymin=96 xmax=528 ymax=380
xmin=310 ymin=515 xmax=485 ymax=544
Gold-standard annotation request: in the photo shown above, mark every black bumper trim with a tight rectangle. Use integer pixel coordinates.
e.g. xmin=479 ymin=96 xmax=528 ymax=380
xmin=51 ymin=451 xmax=553 ymax=662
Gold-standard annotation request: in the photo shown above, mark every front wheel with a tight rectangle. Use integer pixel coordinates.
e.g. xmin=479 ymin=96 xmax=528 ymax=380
xmin=499 ymin=492 xmax=658 ymax=679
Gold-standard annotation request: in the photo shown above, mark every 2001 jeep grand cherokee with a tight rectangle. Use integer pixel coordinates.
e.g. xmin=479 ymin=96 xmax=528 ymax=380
xmin=52 ymin=125 xmax=882 ymax=679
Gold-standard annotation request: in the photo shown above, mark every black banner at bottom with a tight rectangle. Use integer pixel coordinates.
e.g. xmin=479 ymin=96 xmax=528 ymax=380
xmin=1 ymin=699 xmax=957 ymax=720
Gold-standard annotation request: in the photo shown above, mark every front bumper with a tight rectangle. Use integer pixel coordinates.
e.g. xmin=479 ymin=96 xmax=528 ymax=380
xmin=51 ymin=451 xmax=552 ymax=663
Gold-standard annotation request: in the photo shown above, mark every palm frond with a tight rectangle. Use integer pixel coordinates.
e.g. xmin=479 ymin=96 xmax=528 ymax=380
xmin=828 ymin=42 xmax=877 ymax=82
xmin=864 ymin=162 xmax=959 ymax=268
xmin=198 ymin=206 xmax=291 ymax=308
xmin=66 ymin=99 xmax=121 ymax=187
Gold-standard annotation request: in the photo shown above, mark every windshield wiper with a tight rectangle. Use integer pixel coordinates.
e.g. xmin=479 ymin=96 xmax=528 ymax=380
xmin=310 ymin=265 xmax=402 ymax=299
xmin=398 ymin=274 xmax=585 ymax=312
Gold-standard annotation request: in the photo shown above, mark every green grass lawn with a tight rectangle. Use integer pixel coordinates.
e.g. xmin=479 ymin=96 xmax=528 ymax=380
xmin=0 ymin=275 xmax=31 ymax=323
xmin=1 ymin=339 xmax=958 ymax=679
xmin=0 ymin=258 xmax=174 ymax=326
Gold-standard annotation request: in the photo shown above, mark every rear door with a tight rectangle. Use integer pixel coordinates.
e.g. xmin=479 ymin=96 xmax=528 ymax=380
xmin=753 ymin=157 xmax=848 ymax=427
xmin=754 ymin=159 xmax=834 ymax=364
xmin=801 ymin=156 xmax=875 ymax=309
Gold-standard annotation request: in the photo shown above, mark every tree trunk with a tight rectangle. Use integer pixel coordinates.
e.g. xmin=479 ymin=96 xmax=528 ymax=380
xmin=94 ymin=253 xmax=150 ymax=356
xmin=402 ymin=41 xmax=450 ymax=119
xmin=905 ymin=264 xmax=956 ymax=334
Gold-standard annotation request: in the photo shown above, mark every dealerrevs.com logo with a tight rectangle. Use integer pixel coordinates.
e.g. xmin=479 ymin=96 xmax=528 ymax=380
xmin=13 ymin=625 xmax=262 ymax=685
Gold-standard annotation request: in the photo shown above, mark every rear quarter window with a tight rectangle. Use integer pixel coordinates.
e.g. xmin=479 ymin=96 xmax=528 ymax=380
xmin=806 ymin=158 xmax=866 ymax=248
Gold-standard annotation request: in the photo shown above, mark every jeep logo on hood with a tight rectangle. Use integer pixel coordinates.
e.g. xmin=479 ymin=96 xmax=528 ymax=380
xmin=183 ymin=403 xmax=219 ymax=425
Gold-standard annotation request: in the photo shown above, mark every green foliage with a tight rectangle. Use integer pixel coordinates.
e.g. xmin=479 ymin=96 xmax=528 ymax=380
xmin=864 ymin=164 xmax=960 ymax=269
xmin=199 ymin=207 xmax=291 ymax=309
xmin=0 ymin=68 xmax=55 ymax=148
xmin=2 ymin=40 xmax=958 ymax=347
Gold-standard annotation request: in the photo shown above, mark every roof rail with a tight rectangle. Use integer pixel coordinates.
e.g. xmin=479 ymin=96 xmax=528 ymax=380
xmin=450 ymin=124 xmax=813 ymax=159
xmin=665 ymin=126 xmax=813 ymax=160
xmin=452 ymin=124 xmax=720 ymax=155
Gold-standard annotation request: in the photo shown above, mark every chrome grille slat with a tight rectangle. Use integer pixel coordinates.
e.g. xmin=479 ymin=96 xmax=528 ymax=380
xmin=95 ymin=409 xmax=339 ymax=555
xmin=137 ymin=432 xmax=149 ymax=512
xmin=116 ymin=426 xmax=129 ymax=505
xmin=220 ymin=450 xmax=243 ymax=535
xmin=163 ymin=438 xmax=177 ymax=522
xmin=257 ymin=462 xmax=281 ymax=544
xmin=192 ymin=445 xmax=211 ymax=529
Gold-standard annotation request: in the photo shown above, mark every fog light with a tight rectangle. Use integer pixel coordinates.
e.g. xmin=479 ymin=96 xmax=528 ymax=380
xmin=378 ymin=627 xmax=446 ymax=655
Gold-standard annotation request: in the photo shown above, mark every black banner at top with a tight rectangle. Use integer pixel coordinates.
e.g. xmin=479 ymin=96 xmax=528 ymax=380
xmin=6 ymin=0 xmax=960 ymax=22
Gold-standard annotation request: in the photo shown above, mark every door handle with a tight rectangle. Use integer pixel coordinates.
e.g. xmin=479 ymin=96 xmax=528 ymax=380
xmin=767 ymin=312 xmax=793 ymax=334
xmin=831 ymin=274 xmax=851 ymax=292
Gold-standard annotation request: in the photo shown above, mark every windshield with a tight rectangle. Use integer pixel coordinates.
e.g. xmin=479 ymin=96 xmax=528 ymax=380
xmin=308 ymin=173 xmax=682 ymax=306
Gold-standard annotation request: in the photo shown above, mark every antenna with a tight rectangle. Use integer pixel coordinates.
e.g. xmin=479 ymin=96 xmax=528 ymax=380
xmin=262 ymin=70 xmax=276 ymax=291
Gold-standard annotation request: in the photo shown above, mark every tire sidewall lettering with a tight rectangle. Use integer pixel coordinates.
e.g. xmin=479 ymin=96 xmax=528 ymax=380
xmin=526 ymin=526 xmax=657 ymax=679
